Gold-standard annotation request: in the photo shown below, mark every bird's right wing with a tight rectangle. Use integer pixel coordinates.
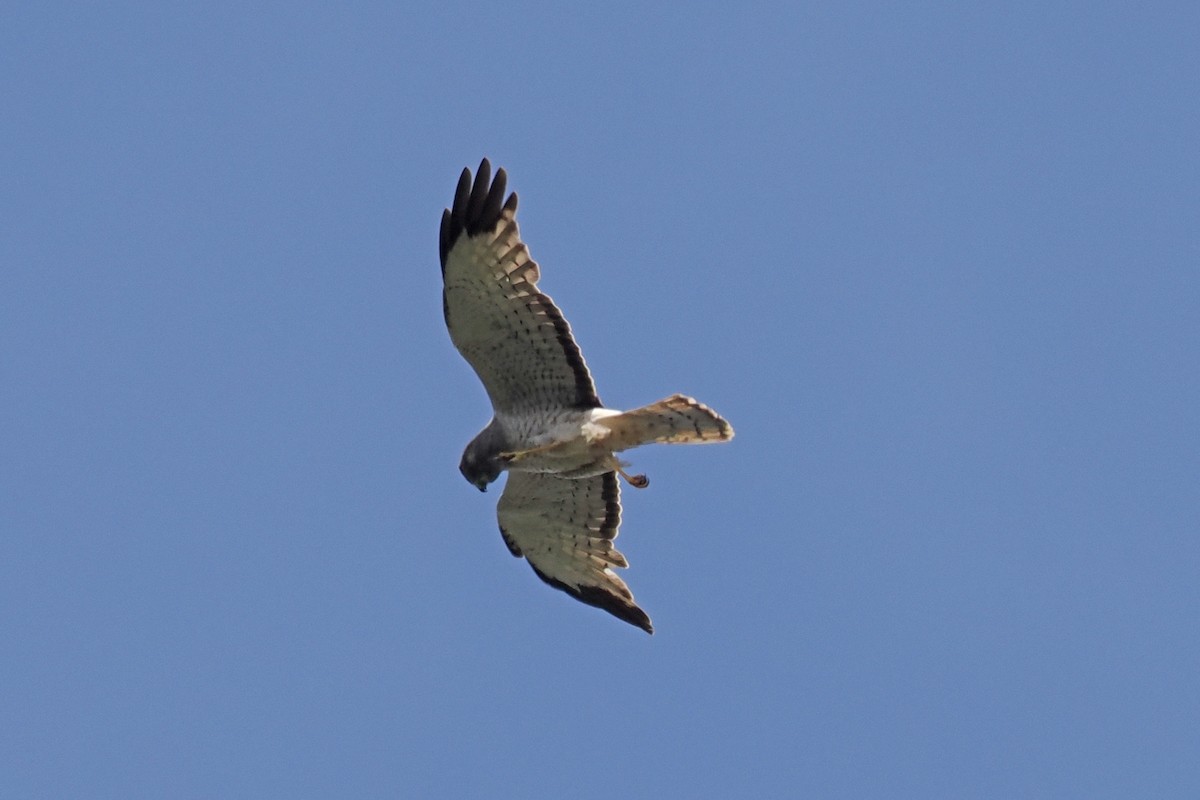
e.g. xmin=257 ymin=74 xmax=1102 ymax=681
xmin=440 ymin=159 xmax=601 ymax=415
xmin=496 ymin=471 xmax=652 ymax=634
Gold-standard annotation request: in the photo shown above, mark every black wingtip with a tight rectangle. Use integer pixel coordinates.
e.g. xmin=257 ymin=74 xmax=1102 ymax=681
xmin=483 ymin=167 xmax=508 ymax=224
xmin=438 ymin=208 xmax=452 ymax=267
xmin=453 ymin=168 xmax=471 ymax=219
xmin=611 ymin=599 xmax=654 ymax=635
xmin=529 ymin=564 xmax=654 ymax=634
xmin=618 ymin=603 xmax=655 ymax=635
xmin=439 ymin=158 xmax=517 ymax=271
xmin=465 ymin=159 xmax=492 ymax=225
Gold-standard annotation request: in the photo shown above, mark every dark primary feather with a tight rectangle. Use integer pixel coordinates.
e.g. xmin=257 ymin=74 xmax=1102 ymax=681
xmin=529 ymin=565 xmax=653 ymax=634
xmin=439 ymin=159 xmax=516 ymax=271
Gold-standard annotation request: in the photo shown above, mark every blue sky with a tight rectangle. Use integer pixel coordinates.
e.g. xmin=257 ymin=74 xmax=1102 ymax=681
xmin=3 ymin=2 xmax=1198 ymax=797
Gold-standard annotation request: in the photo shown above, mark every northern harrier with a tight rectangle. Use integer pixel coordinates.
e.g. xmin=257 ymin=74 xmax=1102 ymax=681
xmin=440 ymin=159 xmax=733 ymax=633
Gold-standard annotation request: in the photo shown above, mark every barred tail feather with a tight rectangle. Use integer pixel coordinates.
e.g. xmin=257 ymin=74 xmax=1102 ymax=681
xmin=601 ymin=394 xmax=734 ymax=452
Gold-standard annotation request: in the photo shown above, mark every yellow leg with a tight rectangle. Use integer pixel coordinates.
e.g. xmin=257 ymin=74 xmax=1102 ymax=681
xmin=498 ymin=441 xmax=560 ymax=464
xmin=616 ymin=465 xmax=649 ymax=489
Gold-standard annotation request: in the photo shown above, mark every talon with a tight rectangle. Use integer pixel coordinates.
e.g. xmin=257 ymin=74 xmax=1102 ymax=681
xmin=617 ymin=465 xmax=650 ymax=489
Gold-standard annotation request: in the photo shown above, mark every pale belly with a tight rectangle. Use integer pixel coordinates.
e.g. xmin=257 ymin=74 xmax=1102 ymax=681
xmin=498 ymin=408 xmax=622 ymax=478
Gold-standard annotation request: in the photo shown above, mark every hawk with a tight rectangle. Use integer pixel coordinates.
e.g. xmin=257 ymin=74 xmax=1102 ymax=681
xmin=440 ymin=159 xmax=733 ymax=633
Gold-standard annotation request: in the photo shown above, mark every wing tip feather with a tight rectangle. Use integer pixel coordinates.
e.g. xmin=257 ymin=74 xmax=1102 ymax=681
xmin=439 ymin=158 xmax=519 ymax=270
xmin=529 ymin=563 xmax=654 ymax=634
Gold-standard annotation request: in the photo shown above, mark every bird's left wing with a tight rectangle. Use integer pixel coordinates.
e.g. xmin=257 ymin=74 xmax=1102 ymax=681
xmin=496 ymin=471 xmax=652 ymax=634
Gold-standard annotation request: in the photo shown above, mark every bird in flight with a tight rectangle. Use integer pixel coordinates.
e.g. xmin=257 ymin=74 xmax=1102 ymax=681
xmin=439 ymin=159 xmax=733 ymax=633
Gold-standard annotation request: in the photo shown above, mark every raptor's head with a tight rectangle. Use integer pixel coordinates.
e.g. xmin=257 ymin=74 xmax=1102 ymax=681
xmin=459 ymin=439 xmax=502 ymax=492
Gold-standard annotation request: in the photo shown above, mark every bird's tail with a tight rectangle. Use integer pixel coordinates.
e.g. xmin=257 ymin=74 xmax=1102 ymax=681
xmin=600 ymin=394 xmax=734 ymax=452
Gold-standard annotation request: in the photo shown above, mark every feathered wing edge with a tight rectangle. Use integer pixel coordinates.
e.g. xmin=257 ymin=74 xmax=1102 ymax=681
xmin=497 ymin=471 xmax=653 ymax=634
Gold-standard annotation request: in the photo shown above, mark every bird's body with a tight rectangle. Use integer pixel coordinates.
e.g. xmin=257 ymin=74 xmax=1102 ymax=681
xmin=440 ymin=159 xmax=733 ymax=633
xmin=494 ymin=406 xmax=623 ymax=478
